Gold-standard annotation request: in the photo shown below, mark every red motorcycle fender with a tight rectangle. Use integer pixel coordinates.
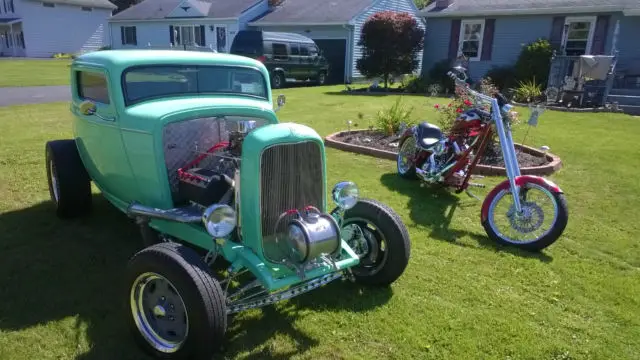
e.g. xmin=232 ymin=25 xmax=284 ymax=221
xmin=480 ymin=175 xmax=563 ymax=222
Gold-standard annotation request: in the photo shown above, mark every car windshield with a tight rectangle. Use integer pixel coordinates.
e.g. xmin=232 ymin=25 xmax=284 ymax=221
xmin=122 ymin=65 xmax=268 ymax=105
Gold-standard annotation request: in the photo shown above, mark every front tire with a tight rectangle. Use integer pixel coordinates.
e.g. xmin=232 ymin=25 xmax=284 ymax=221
xmin=125 ymin=242 xmax=227 ymax=360
xmin=337 ymin=199 xmax=411 ymax=286
xmin=45 ymin=139 xmax=92 ymax=218
xmin=482 ymin=181 xmax=568 ymax=252
xmin=397 ymin=136 xmax=418 ymax=179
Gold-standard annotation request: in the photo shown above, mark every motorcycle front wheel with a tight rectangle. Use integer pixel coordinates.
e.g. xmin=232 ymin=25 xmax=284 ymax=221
xmin=482 ymin=181 xmax=568 ymax=251
xmin=396 ymin=136 xmax=418 ymax=179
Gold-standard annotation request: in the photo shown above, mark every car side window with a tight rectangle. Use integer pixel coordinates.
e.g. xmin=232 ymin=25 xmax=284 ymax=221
xmin=300 ymin=46 xmax=309 ymax=56
xmin=289 ymin=44 xmax=299 ymax=55
xmin=272 ymin=43 xmax=288 ymax=60
xmin=77 ymin=71 xmax=110 ymax=104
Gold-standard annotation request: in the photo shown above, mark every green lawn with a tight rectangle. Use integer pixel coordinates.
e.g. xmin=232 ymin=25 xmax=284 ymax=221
xmin=0 ymin=86 xmax=639 ymax=360
xmin=0 ymin=59 xmax=71 ymax=87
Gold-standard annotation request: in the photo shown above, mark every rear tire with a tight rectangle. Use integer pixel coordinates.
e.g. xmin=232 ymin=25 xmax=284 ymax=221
xmin=45 ymin=139 xmax=92 ymax=218
xmin=336 ymin=199 xmax=411 ymax=286
xmin=271 ymin=71 xmax=285 ymax=89
xmin=125 ymin=242 xmax=227 ymax=360
xmin=316 ymin=71 xmax=327 ymax=85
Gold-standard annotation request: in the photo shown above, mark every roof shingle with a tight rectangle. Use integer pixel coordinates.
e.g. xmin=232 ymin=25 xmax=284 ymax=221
xmin=251 ymin=0 xmax=374 ymax=25
xmin=422 ymin=0 xmax=637 ymax=16
xmin=110 ymin=0 xmax=262 ymax=20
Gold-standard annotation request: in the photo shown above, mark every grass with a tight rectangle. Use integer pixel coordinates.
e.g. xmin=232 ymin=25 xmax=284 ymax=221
xmin=0 ymin=86 xmax=639 ymax=360
xmin=0 ymin=59 xmax=72 ymax=87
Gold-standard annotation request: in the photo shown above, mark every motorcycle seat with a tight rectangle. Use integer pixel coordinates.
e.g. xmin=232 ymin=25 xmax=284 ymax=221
xmin=416 ymin=121 xmax=443 ymax=149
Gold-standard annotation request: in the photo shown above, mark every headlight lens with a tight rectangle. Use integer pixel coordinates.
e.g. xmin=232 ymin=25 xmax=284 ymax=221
xmin=202 ymin=204 xmax=237 ymax=238
xmin=332 ymin=181 xmax=359 ymax=210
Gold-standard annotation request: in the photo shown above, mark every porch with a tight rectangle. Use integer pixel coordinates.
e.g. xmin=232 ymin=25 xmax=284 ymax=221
xmin=0 ymin=18 xmax=25 ymax=57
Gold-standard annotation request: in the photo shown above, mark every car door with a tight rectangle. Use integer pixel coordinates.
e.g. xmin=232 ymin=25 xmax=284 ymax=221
xmin=70 ymin=66 xmax=136 ymax=204
xmin=287 ymin=43 xmax=305 ymax=79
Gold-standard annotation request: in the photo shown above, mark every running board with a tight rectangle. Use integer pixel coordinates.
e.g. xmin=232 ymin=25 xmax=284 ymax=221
xmin=127 ymin=203 xmax=203 ymax=223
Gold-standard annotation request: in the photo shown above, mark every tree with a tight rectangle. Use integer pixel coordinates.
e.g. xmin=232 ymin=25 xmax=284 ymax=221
xmin=356 ymin=11 xmax=425 ymax=89
xmin=413 ymin=0 xmax=434 ymax=9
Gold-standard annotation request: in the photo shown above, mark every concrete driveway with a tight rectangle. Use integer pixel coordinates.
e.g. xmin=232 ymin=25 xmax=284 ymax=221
xmin=0 ymin=86 xmax=70 ymax=107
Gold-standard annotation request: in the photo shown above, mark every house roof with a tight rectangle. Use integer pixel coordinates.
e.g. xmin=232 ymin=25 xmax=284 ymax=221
xmin=250 ymin=0 xmax=375 ymax=26
xmin=24 ymin=0 xmax=116 ymax=10
xmin=110 ymin=0 xmax=262 ymax=21
xmin=419 ymin=0 xmax=638 ymax=17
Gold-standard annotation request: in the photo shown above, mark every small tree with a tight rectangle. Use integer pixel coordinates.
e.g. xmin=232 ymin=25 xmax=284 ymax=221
xmin=356 ymin=11 xmax=425 ymax=89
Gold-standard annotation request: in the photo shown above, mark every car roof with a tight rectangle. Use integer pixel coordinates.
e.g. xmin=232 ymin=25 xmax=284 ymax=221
xmin=262 ymin=31 xmax=316 ymax=44
xmin=73 ymin=49 xmax=266 ymax=72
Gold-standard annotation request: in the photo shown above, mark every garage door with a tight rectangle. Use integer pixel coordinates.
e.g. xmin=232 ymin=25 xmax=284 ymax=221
xmin=312 ymin=39 xmax=347 ymax=85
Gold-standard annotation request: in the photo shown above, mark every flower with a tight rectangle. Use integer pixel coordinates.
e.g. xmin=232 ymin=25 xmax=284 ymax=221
xmin=448 ymin=103 xmax=452 ymax=107
xmin=434 ymin=104 xmax=440 ymax=109
xmin=464 ymin=99 xmax=473 ymax=106
xmin=456 ymin=108 xmax=463 ymax=113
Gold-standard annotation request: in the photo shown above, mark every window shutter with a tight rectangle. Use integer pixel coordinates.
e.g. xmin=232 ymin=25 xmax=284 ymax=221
xmin=448 ymin=19 xmax=461 ymax=60
xmin=480 ymin=19 xmax=495 ymax=61
xmin=120 ymin=26 xmax=125 ymax=45
xmin=591 ymin=15 xmax=610 ymax=55
xmin=133 ymin=27 xmax=137 ymax=45
xmin=198 ymin=25 xmax=205 ymax=46
xmin=549 ymin=16 xmax=565 ymax=51
xmin=169 ymin=25 xmax=174 ymax=45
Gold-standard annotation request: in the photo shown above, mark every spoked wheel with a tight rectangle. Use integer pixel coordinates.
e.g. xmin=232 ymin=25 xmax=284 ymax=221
xmin=397 ymin=136 xmax=418 ymax=179
xmin=337 ymin=199 xmax=410 ymax=286
xmin=125 ymin=242 xmax=227 ymax=360
xmin=482 ymin=182 xmax=568 ymax=251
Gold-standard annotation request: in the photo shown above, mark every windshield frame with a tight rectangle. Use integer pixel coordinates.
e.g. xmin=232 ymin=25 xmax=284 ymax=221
xmin=120 ymin=64 xmax=269 ymax=107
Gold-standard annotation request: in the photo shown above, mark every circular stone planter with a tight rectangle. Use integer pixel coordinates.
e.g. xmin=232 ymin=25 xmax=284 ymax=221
xmin=324 ymin=129 xmax=562 ymax=176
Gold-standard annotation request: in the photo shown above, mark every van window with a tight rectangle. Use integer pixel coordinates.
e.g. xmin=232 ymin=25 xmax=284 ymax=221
xmin=77 ymin=71 xmax=110 ymax=104
xmin=272 ymin=43 xmax=288 ymax=60
xmin=300 ymin=46 xmax=309 ymax=56
xmin=290 ymin=44 xmax=299 ymax=55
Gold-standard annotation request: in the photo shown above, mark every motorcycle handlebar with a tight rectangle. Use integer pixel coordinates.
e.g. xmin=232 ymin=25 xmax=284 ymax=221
xmin=447 ymin=70 xmax=509 ymax=108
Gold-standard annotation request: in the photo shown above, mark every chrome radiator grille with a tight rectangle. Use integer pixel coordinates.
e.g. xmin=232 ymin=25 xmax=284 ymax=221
xmin=260 ymin=141 xmax=324 ymax=242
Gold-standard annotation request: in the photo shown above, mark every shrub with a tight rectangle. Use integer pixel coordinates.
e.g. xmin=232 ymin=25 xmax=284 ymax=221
xmin=485 ymin=66 xmax=517 ymax=91
xmin=512 ymin=77 xmax=543 ymax=103
xmin=400 ymin=74 xmax=429 ymax=93
xmin=427 ymin=59 xmax=455 ymax=94
xmin=376 ymin=97 xmax=414 ymax=136
xmin=52 ymin=53 xmax=75 ymax=59
xmin=357 ymin=11 xmax=425 ymax=89
xmin=432 ymin=87 xmax=475 ymax=132
xmin=513 ymin=38 xmax=554 ymax=87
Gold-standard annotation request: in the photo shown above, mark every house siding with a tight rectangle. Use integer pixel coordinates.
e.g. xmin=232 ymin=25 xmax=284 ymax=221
xmin=20 ymin=1 xmax=112 ymax=58
xmin=616 ymin=16 xmax=640 ymax=70
xmin=351 ymin=0 xmax=425 ymax=79
xmin=109 ymin=20 xmax=239 ymax=52
xmin=422 ymin=12 xmax=631 ymax=81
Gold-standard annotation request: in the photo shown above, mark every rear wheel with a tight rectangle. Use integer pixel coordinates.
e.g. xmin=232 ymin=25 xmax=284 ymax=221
xmin=125 ymin=242 xmax=227 ymax=360
xmin=397 ymin=136 xmax=418 ymax=179
xmin=316 ymin=71 xmax=327 ymax=85
xmin=271 ymin=71 xmax=285 ymax=89
xmin=45 ymin=139 xmax=92 ymax=218
xmin=482 ymin=181 xmax=568 ymax=251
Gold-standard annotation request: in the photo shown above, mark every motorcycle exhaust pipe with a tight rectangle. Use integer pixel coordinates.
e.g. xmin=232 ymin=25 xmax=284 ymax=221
xmin=127 ymin=203 xmax=202 ymax=223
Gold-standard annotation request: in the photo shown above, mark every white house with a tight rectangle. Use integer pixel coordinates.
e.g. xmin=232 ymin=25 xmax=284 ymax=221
xmin=108 ymin=0 xmax=425 ymax=84
xmin=0 ymin=0 xmax=115 ymax=57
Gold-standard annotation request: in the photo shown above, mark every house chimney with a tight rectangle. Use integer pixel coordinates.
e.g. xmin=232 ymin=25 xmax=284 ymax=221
xmin=435 ymin=0 xmax=453 ymax=9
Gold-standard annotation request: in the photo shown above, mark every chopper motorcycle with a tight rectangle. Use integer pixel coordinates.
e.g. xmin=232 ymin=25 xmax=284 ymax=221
xmin=395 ymin=63 xmax=568 ymax=252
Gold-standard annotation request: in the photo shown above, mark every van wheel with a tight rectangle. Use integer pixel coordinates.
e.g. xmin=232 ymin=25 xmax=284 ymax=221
xmin=316 ymin=71 xmax=327 ymax=85
xmin=272 ymin=71 xmax=285 ymax=89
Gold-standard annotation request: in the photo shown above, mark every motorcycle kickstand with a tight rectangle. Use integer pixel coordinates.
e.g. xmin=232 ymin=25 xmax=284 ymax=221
xmin=465 ymin=189 xmax=482 ymax=201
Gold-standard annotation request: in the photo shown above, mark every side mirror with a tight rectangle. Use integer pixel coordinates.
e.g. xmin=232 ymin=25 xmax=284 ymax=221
xmin=275 ymin=94 xmax=286 ymax=112
xmin=79 ymin=100 xmax=97 ymax=115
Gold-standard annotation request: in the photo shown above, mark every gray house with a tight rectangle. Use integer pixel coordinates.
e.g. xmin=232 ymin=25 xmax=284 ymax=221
xmin=419 ymin=0 xmax=640 ymax=87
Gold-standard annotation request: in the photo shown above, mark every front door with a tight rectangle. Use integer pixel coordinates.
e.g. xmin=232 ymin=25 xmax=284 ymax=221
xmin=71 ymin=67 xmax=136 ymax=204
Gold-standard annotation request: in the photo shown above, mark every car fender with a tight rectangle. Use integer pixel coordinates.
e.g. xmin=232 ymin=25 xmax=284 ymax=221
xmin=480 ymin=175 xmax=563 ymax=222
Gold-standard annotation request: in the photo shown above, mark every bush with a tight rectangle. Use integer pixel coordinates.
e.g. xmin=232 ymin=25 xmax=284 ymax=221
xmin=512 ymin=77 xmax=543 ymax=103
xmin=52 ymin=53 xmax=75 ymax=59
xmin=357 ymin=11 xmax=425 ymax=89
xmin=427 ymin=59 xmax=455 ymax=94
xmin=513 ymin=38 xmax=554 ymax=87
xmin=485 ymin=66 xmax=517 ymax=91
xmin=400 ymin=74 xmax=429 ymax=93
xmin=376 ymin=97 xmax=414 ymax=136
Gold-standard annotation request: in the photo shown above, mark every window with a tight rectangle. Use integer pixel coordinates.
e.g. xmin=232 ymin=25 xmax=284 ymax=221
xmin=300 ymin=46 xmax=309 ymax=56
xmin=172 ymin=25 xmax=205 ymax=46
xmin=458 ymin=19 xmax=485 ymax=61
xmin=563 ymin=16 xmax=596 ymax=56
xmin=289 ymin=44 xmax=299 ymax=55
xmin=122 ymin=65 xmax=268 ymax=106
xmin=121 ymin=26 xmax=137 ymax=45
xmin=77 ymin=71 xmax=110 ymax=104
xmin=272 ymin=43 xmax=288 ymax=60
xmin=42 ymin=2 xmax=55 ymax=7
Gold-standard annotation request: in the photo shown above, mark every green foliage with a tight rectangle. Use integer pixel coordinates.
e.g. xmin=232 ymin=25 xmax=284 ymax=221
xmin=52 ymin=53 xmax=75 ymax=59
xmin=400 ymin=74 xmax=430 ymax=93
xmin=513 ymin=77 xmax=543 ymax=103
xmin=514 ymin=38 xmax=554 ymax=88
xmin=413 ymin=0 xmax=434 ymax=9
xmin=485 ymin=66 xmax=517 ymax=92
xmin=427 ymin=59 xmax=456 ymax=94
xmin=376 ymin=97 xmax=414 ymax=135
xmin=357 ymin=11 xmax=425 ymax=89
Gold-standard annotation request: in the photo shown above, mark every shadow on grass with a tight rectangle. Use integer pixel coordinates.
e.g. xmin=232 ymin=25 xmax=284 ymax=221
xmin=379 ymin=173 xmax=553 ymax=263
xmin=0 ymin=195 xmax=393 ymax=360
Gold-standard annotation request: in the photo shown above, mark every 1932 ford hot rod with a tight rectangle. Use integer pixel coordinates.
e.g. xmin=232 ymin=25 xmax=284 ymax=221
xmin=44 ymin=50 xmax=411 ymax=359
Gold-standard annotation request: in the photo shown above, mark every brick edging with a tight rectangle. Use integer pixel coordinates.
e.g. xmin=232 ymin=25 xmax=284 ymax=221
xmin=511 ymin=101 xmax=623 ymax=113
xmin=324 ymin=130 xmax=562 ymax=176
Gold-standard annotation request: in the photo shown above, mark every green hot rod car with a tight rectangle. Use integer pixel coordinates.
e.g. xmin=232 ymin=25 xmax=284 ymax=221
xmin=45 ymin=49 xmax=411 ymax=359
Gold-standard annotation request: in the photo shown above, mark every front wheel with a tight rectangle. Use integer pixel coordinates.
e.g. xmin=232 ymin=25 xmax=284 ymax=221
xmin=336 ymin=199 xmax=411 ymax=286
xmin=482 ymin=181 xmax=568 ymax=251
xmin=396 ymin=136 xmax=418 ymax=179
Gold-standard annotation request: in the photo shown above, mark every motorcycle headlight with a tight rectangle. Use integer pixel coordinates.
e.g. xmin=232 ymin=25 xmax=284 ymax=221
xmin=202 ymin=204 xmax=237 ymax=238
xmin=332 ymin=181 xmax=359 ymax=210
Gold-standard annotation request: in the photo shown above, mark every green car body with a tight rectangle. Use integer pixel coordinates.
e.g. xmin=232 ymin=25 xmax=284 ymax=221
xmin=46 ymin=49 xmax=410 ymax=358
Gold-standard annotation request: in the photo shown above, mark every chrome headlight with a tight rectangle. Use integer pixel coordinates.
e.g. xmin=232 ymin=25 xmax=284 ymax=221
xmin=332 ymin=181 xmax=359 ymax=210
xmin=202 ymin=204 xmax=237 ymax=238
